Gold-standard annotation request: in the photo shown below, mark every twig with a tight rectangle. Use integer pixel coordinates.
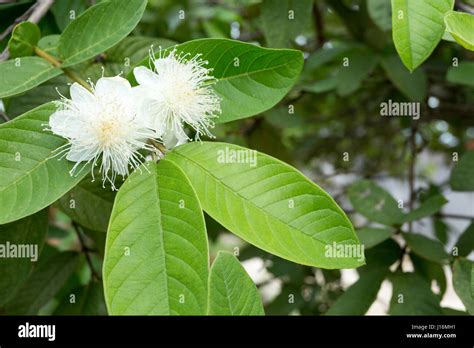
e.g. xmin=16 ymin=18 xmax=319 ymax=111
xmin=436 ymin=213 xmax=474 ymax=220
xmin=34 ymin=46 xmax=93 ymax=91
xmin=407 ymin=122 xmax=418 ymax=232
xmin=312 ymin=1 xmax=325 ymax=49
xmin=72 ymin=223 xmax=101 ymax=280
xmin=456 ymin=0 xmax=474 ymax=14
xmin=0 ymin=0 xmax=55 ymax=62
xmin=0 ymin=112 xmax=10 ymax=122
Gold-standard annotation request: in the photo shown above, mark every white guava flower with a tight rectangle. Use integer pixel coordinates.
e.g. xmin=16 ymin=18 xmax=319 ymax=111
xmin=48 ymin=76 xmax=156 ymax=190
xmin=133 ymin=48 xmax=221 ymax=148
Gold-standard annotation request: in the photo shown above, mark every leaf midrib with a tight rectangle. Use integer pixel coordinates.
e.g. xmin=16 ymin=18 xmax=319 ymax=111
xmin=169 ymin=151 xmax=353 ymax=251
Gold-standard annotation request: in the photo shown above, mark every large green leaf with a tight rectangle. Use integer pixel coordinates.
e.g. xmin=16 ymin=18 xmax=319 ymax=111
xmin=54 ymin=281 xmax=107 ymax=315
xmin=8 ymin=22 xmax=40 ymax=58
xmin=0 ymin=210 xmax=48 ymax=307
xmin=453 ymin=258 xmax=474 ymax=314
xmin=335 ymin=47 xmax=379 ymax=96
xmin=411 ymin=253 xmax=447 ymax=298
xmin=51 ymin=0 xmax=88 ymax=31
xmin=0 ymin=57 xmax=63 ymax=98
xmin=260 ymin=0 xmax=313 ymax=48
xmin=166 ymin=142 xmax=363 ymax=269
xmin=455 ymin=222 xmax=474 ymax=257
xmin=389 ymin=271 xmax=443 ymax=315
xmin=391 ymin=0 xmax=454 ymax=71
xmin=0 ymin=250 xmax=79 ymax=315
xmin=132 ymin=39 xmax=304 ymax=123
xmin=58 ymin=0 xmax=147 ymax=67
xmin=57 ymin=177 xmax=115 ymax=233
xmin=326 ymin=266 xmax=387 ymax=315
xmin=104 ymin=36 xmax=176 ymax=75
xmin=356 ymin=227 xmax=395 ymax=249
xmin=444 ymin=11 xmax=474 ymax=51
xmin=380 ymin=55 xmax=427 ymax=101
xmin=367 ymin=0 xmax=392 ymax=31
xmin=0 ymin=103 xmax=87 ymax=224
xmin=5 ymin=75 xmax=69 ymax=118
xmin=403 ymin=233 xmax=449 ymax=264
xmin=447 ymin=62 xmax=474 ymax=87
xmin=403 ymin=194 xmax=447 ymax=223
xmin=103 ymin=160 xmax=209 ymax=315
xmin=450 ymin=151 xmax=474 ymax=191
xmin=348 ymin=180 xmax=404 ymax=226
xmin=208 ymin=251 xmax=264 ymax=315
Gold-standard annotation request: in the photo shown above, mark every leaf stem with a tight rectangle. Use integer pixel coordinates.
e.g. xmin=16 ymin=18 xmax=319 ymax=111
xmin=34 ymin=46 xmax=93 ymax=92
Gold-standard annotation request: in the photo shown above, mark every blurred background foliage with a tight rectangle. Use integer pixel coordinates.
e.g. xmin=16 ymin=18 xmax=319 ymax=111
xmin=0 ymin=0 xmax=473 ymax=315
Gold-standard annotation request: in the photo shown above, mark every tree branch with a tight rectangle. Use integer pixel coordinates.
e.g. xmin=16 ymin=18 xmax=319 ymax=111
xmin=456 ymin=0 xmax=474 ymax=14
xmin=73 ymin=223 xmax=101 ymax=280
xmin=0 ymin=0 xmax=55 ymax=62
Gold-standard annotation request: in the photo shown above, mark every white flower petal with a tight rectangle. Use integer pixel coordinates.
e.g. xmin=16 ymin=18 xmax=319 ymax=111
xmin=70 ymin=83 xmax=94 ymax=104
xmin=95 ymin=76 xmax=131 ymax=97
xmin=49 ymin=110 xmax=82 ymax=139
xmin=66 ymin=144 xmax=94 ymax=162
xmin=133 ymin=66 xmax=160 ymax=87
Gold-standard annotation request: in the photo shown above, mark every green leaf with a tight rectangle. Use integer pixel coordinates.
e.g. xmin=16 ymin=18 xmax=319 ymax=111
xmin=389 ymin=271 xmax=443 ymax=315
xmin=0 ymin=103 xmax=87 ymax=225
xmin=7 ymin=22 xmax=40 ymax=58
xmin=5 ymin=75 xmax=69 ymax=118
xmin=326 ymin=266 xmax=387 ymax=315
xmin=455 ymin=222 xmax=474 ymax=257
xmin=166 ymin=142 xmax=364 ymax=269
xmin=54 ymin=281 xmax=107 ymax=315
xmin=51 ymin=0 xmax=88 ymax=31
xmin=442 ymin=307 xmax=468 ymax=315
xmin=57 ymin=177 xmax=115 ymax=233
xmin=0 ymin=250 xmax=79 ymax=315
xmin=411 ymin=253 xmax=447 ymax=297
xmin=363 ymin=239 xmax=402 ymax=269
xmin=403 ymin=233 xmax=449 ymax=264
xmin=380 ymin=55 xmax=427 ymax=101
xmin=58 ymin=0 xmax=147 ymax=67
xmin=37 ymin=34 xmax=61 ymax=57
xmin=132 ymin=39 xmax=304 ymax=123
xmin=472 ymin=264 xmax=474 ymax=299
xmin=335 ymin=47 xmax=379 ymax=96
xmin=453 ymin=258 xmax=474 ymax=314
xmin=356 ymin=227 xmax=395 ymax=249
xmin=391 ymin=0 xmax=454 ymax=71
xmin=260 ymin=0 xmax=313 ymax=48
xmin=447 ymin=62 xmax=474 ymax=87
xmin=208 ymin=251 xmax=264 ymax=315
xmin=444 ymin=10 xmax=474 ymax=51
xmin=103 ymin=160 xmax=209 ymax=315
xmin=0 ymin=210 xmax=48 ymax=307
xmin=348 ymin=180 xmax=404 ymax=226
xmin=0 ymin=57 xmax=63 ymax=98
xmin=450 ymin=151 xmax=474 ymax=191
xmin=367 ymin=0 xmax=392 ymax=31
xmin=403 ymin=194 xmax=447 ymax=222
xmin=104 ymin=36 xmax=176 ymax=75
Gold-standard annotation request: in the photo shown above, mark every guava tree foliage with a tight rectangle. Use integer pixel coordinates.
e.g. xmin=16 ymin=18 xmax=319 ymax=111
xmin=0 ymin=0 xmax=472 ymax=316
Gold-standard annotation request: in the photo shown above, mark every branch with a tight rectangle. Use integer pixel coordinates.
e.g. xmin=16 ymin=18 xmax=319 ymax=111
xmin=407 ymin=122 xmax=418 ymax=232
xmin=72 ymin=223 xmax=101 ymax=280
xmin=312 ymin=1 xmax=326 ymax=49
xmin=0 ymin=0 xmax=55 ymax=62
xmin=456 ymin=0 xmax=474 ymax=14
